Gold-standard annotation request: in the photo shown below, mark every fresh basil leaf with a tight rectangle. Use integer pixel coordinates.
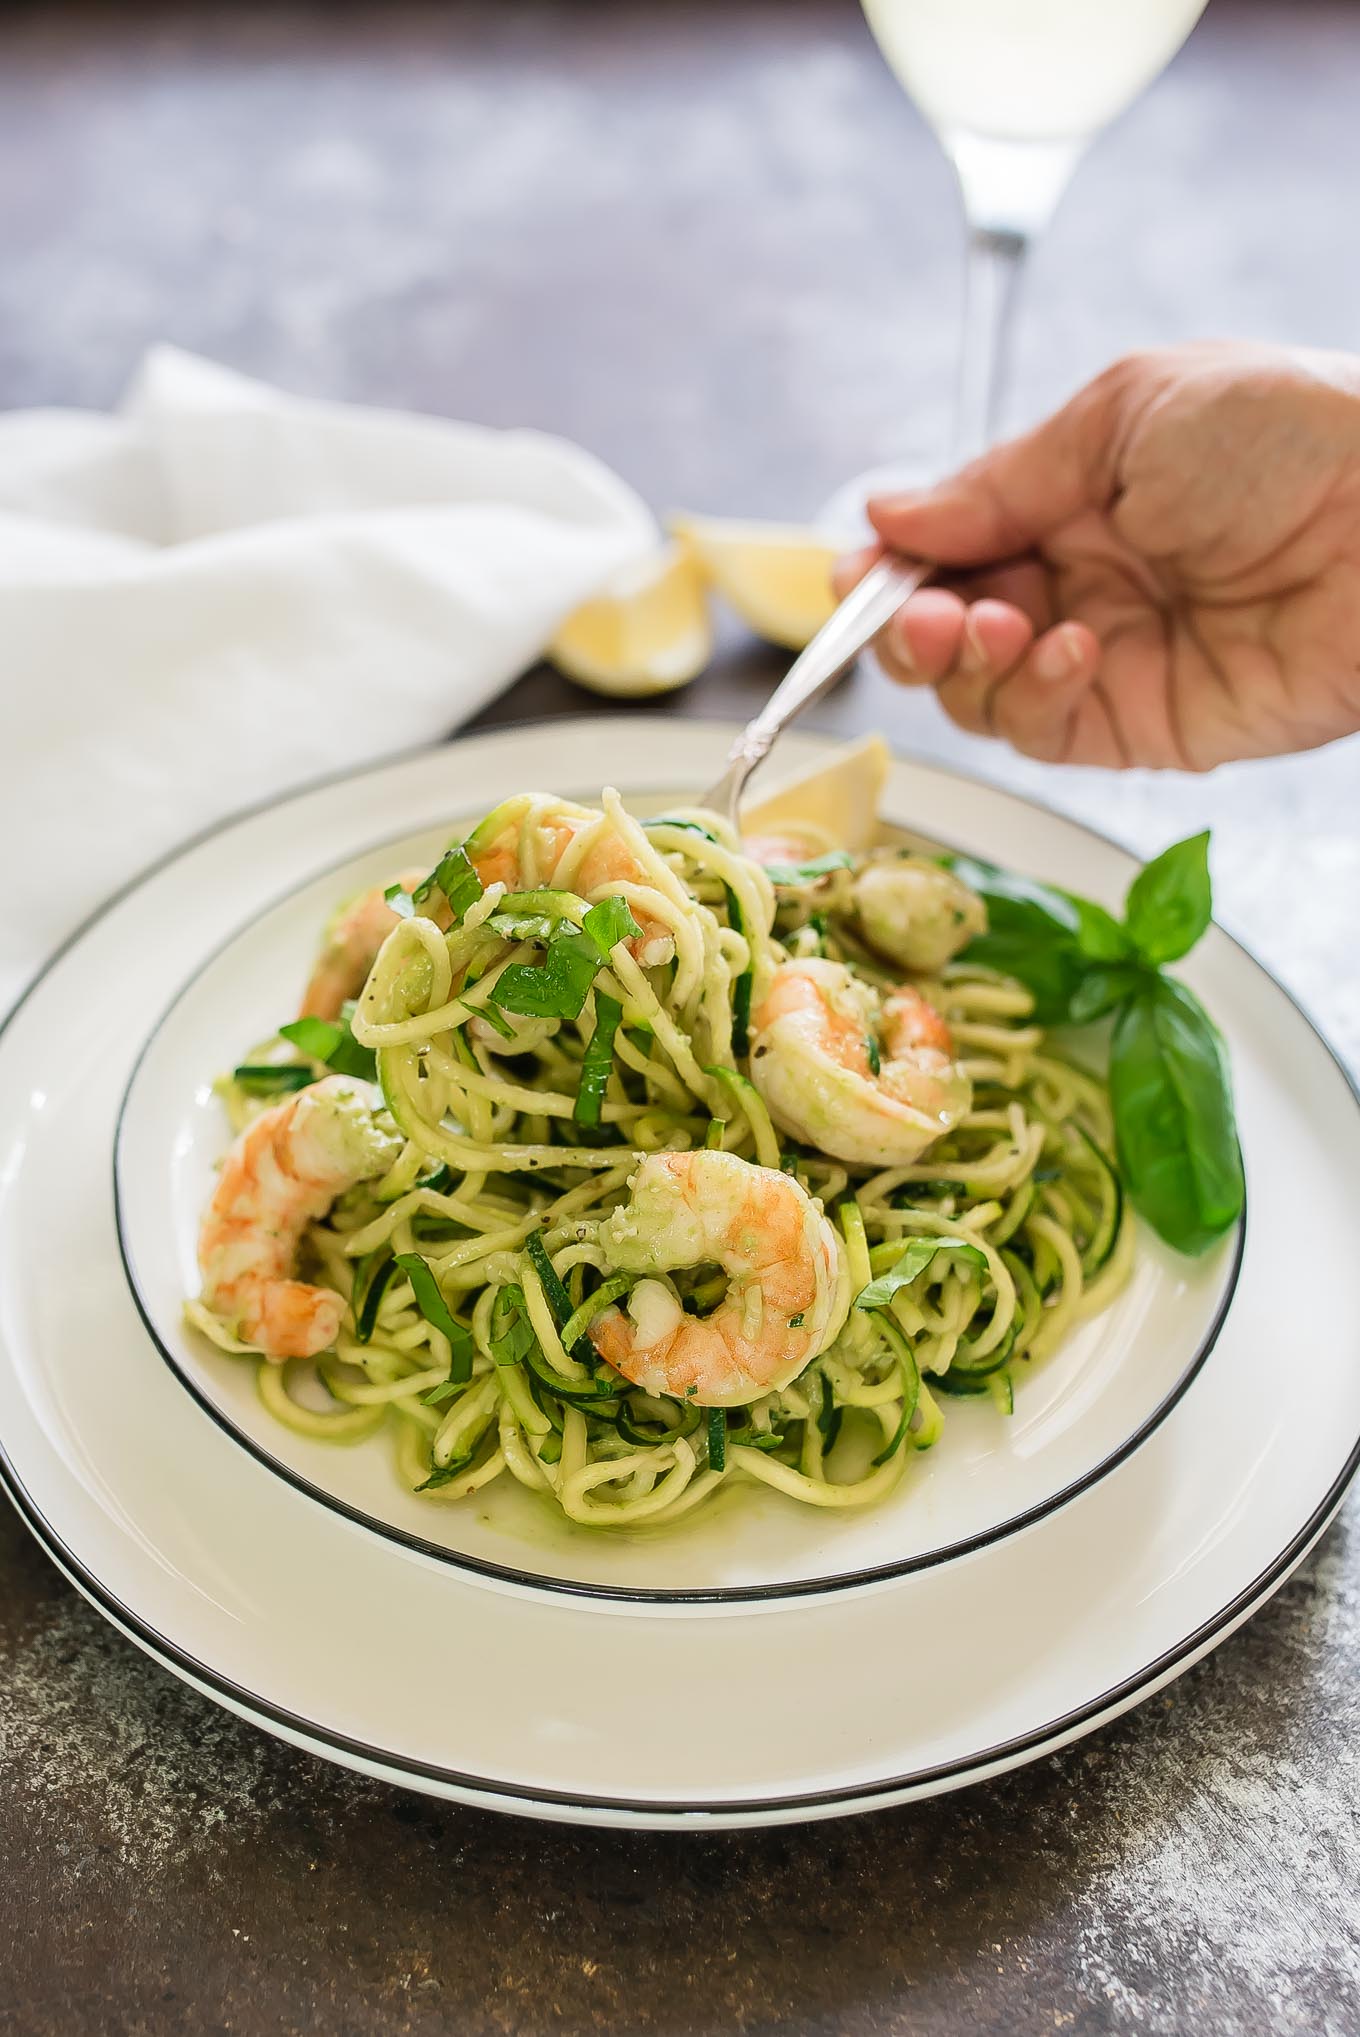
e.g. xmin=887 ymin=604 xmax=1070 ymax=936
xmin=760 ymin=850 xmax=855 ymax=886
xmin=412 ymin=844 xmax=483 ymax=921
xmin=1067 ymin=963 xmax=1146 ymax=1027
xmin=575 ymin=993 xmax=623 ymax=1129
xmin=232 ymin=1063 xmax=315 ymax=1095
xmin=1124 ymin=831 xmax=1213 ymax=965
xmin=855 ymin=1237 xmax=988 ymax=1309
xmin=945 ymin=854 xmax=1088 ymax=1025
xmin=945 ymin=854 xmax=1083 ymax=932
xmin=1067 ymin=896 xmax=1134 ymax=964
xmin=490 ymin=927 xmax=601 ymax=1020
xmin=278 ymin=1014 xmax=377 ymax=1081
xmin=1109 ymin=976 xmax=1243 ymax=1255
xmin=582 ymin=895 xmax=643 ymax=959
xmin=488 ymin=1283 xmax=537 ymax=1367
xmin=393 ymin=1252 xmax=475 ymax=1382
xmin=962 ymin=926 xmax=1089 ymax=1028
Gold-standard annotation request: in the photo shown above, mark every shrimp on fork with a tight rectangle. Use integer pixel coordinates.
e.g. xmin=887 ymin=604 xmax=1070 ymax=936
xmin=749 ymin=958 xmax=971 ymax=1168
xmin=467 ymin=796 xmax=676 ymax=967
xmin=197 ymin=1074 xmax=400 ymax=1359
xmin=590 ymin=1149 xmax=848 ymax=1407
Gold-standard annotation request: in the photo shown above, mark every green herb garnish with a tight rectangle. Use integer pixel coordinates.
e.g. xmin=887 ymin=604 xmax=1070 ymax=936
xmin=278 ymin=1013 xmax=376 ymax=1082
xmin=855 ymin=1238 xmax=987 ymax=1311
xmin=949 ymin=832 xmax=1242 ymax=1256
xmin=575 ymin=993 xmax=623 ymax=1130
xmin=392 ymin=1252 xmax=475 ymax=1383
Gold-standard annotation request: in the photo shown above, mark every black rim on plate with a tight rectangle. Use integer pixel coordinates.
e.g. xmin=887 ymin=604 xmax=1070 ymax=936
xmin=0 ymin=721 xmax=1356 ymax=1818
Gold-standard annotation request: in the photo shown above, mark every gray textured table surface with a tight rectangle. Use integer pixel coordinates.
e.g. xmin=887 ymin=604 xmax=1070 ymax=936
xmin=2 ymin=3 xmax=1358 ymax=2032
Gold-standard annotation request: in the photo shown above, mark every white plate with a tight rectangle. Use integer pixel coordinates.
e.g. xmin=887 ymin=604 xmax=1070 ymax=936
xmin=115 ymin=794 xmax=1239 ymax=1605
xmin=2 ymin=719 xmax=1358 ymax=1826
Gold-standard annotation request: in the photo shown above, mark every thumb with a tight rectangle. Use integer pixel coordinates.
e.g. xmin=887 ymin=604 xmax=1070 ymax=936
xmin=867 ymin=364 xmax=1128 ymax=567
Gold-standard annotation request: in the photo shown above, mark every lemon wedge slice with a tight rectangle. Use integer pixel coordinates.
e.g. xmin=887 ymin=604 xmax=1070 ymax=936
xmin=668 ymin=514 xmax=843 ymax=651
xmin=742 ymin=735 xmax=890 ymax=853
xmin=549 ymin=541 xmax=712 ymax=697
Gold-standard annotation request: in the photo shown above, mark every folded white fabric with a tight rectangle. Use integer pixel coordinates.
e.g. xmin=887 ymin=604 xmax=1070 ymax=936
xmin=0 ymin=347 xmax=656 ymax=1006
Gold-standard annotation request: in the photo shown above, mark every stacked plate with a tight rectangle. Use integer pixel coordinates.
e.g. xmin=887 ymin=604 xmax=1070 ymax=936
xmin=2 ymin=719 xmax=1356 ymax=1828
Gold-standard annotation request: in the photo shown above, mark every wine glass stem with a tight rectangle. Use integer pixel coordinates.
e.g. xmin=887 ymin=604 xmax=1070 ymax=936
xmin=952 ymin=223 xmax=1027 ymax=470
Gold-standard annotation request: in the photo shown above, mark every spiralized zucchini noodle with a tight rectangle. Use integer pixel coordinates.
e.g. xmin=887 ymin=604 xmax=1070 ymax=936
xmin=189 ymin=785 xmax=1133 ymax=1529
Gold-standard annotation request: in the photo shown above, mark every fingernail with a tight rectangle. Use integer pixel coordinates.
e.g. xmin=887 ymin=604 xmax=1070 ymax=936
xmin=867 ymin=489 xmax=925 ymax=517
xmin=1034 ymin=625 xmax=1082 ymax=682
xmin=892 ymin=613 xmax=917 ymax=673
xmin=959 ymin=613 xmax=989 ymax=676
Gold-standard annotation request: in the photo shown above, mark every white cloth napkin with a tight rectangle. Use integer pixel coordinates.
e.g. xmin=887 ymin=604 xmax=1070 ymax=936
xmin=0 ymin=347 xmax=657 ymax=1007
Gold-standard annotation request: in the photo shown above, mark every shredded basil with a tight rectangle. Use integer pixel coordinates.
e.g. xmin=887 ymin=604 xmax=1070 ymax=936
xmin=582 ymin=895 xmax=643 ymax=959
xmin=354 ymin=1253 xmax=399 ymax=1344
xmin=574 ymin=994 xmax=623 ymax=1129
xmin=412 ymin=844 xmax=483 ymax=921
xmin=855 ymin=1237 xmax=988 ymax=1310
xmin=488 ymin=1284 xmax=537 ymax=1367
xmin=392 ymin=1252 xmax=474 ymax=1383
xmin=278 ymin=1014 xmax=376 ymax=1082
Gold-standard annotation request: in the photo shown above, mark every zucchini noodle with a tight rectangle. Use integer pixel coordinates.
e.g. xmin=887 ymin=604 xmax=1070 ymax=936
xmin=193 ymin=789 xmax=1132 ymax=1530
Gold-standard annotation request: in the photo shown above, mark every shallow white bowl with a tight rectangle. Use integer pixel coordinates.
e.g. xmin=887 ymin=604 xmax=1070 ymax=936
xmin=115 ymin=793 xmax=1240 ymax=1605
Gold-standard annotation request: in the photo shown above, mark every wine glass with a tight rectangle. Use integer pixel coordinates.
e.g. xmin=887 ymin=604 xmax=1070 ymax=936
xmin=823 ymin=0 xmax=1209 ymax=526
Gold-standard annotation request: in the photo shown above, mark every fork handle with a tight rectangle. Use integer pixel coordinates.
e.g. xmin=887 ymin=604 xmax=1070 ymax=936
xmin=705 ymin=554 xmax=932 ymax=820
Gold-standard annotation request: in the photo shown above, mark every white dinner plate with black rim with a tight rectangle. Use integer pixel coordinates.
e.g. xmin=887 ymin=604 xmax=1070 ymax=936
xmin=1 ymin=718 xmax=1357 ymax=1828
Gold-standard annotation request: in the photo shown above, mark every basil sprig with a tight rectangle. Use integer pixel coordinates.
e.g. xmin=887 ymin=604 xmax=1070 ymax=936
xmin=951 ymin=831 xmax=1242 ymax=1256
xmin=1109 ymin=977 xmax=1242 ymax=1257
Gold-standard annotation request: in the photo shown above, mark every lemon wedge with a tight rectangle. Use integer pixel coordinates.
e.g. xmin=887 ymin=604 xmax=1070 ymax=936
xmin=548 ymin=542 xmax=712 ymax=697
xmin=742 ymin=735 xmax=890 ymax=853
xmin=668 ymin=514 xmax=844 ymax=651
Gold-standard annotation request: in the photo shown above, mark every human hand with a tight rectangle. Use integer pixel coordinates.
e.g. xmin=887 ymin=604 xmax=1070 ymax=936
xmin=838 ymin=343 xmax=1360 ymax=768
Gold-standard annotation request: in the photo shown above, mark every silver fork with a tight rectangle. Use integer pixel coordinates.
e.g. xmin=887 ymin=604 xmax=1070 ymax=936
xmin=701 ymin=553 xmax=932 ymax=829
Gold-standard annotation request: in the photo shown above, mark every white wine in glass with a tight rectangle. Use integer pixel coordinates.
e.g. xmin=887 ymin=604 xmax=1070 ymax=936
xmin=854 ymin=0 xmax=1208 ymax=485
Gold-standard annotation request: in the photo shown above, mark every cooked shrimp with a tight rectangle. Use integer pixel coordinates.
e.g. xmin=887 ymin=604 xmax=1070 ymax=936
xmin=590 ymin=1149 xmax=848 ymax=1406
xmin=198 ymin=1075 xmax=401 ymax=1360
xmin=748 ymin=958 xmax=971 ymax=1168
xmin=469 ymin=813 xmax=582 ymax=893
xmin=742 ymin=827 xmax=827 ymax=869
xmin=300 ymin=869 xmax=451 ymax=1021
xmin=852 ymin=853 xmax=986 ymax=973
xmin=471 ymin=802 xmax=674 ymax=967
